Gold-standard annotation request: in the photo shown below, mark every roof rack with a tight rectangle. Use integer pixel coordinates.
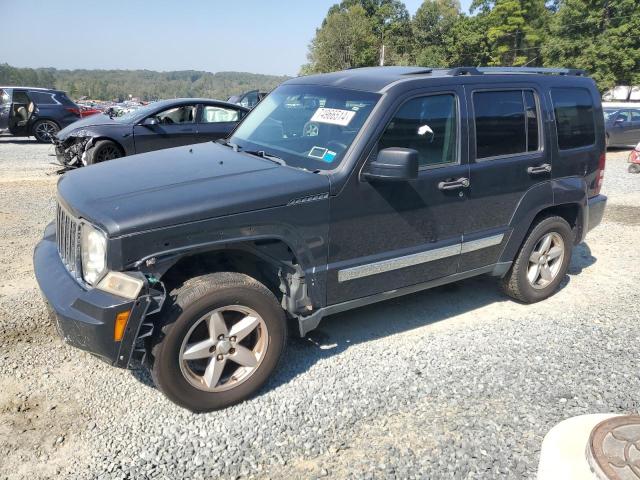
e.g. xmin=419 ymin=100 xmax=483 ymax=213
xmin=447 ymin=66 xmax=586 ymax=76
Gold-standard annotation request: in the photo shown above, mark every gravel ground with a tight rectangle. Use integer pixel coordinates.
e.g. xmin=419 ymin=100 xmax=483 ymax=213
xmin=0 ymin=135 xmax=638 ymax=480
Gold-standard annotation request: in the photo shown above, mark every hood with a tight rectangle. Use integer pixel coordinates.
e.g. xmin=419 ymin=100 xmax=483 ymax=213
xmin=57 ymin=142 xmax=330 ymax=236
xmin=56 ymin=114 xmax=120 ymax=139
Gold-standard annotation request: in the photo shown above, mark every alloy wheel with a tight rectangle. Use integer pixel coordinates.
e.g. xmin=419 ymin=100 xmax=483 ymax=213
xmin=34 ymin=121 xmax=57 ymax=142
xmin=179 ymin=306 xmax=269 ymax=392
xmin=95 ymin=145 xmax=120 ymax=162
xmin=527 ymin=232 xmax=565 ymax=289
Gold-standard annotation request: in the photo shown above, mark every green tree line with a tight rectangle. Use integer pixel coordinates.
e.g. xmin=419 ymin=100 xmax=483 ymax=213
xmin=0 ymin=64 xmax=289 ymax=102
xmin=302 ymin=0 xmax=640 ymax=91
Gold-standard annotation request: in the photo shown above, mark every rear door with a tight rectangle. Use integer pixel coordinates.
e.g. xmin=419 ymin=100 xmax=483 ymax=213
xmin=460 ymin=85 xmax=551 ymax=270
xmin=627 ymin=109 xmax=640 ymax=145
xmin=133 ymin=104 xmax=198 ymax=153
xmin=0 ymin=89 xmax=10 ymax=130
xmin=196 ymin=103 xmax=245 ymax=142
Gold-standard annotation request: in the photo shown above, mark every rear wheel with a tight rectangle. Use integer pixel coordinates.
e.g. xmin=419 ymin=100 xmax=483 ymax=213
xmin=150 ymin=272 xmax=287 ymax=412
xmin=86 ymin=139 xmax=123 ymax=165
xmin=501 ymin=216 xmax=573 ymax=303
xmin=32 ymin=119 xmax=59 ymax=143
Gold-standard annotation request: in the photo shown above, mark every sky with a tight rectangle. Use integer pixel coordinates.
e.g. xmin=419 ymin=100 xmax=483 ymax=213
xmin=1 ymin=0 xmax=472 ymax=76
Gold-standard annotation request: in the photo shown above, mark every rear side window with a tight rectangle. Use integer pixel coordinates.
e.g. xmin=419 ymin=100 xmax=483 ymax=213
xmin=0 ymin=89 xmax=9 ymax=104
xmin=473 ymin=90 xmax=540 ymax=159
xmin=55 ymin=92 xmax=77 ymax=107
xmin=378 ymin=93 xmax=458 ymax=167
xmin=551 ymin=88 xmax=596 ymax=150
xmin=28 ymin=91 xmax=57 ymax=105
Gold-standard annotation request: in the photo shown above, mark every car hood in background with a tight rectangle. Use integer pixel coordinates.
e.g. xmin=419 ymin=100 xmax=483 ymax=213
xmin=57 ymin=142 xmax=330 ymax=236
xmin=56 ymin=114 xmax=122 ymax=140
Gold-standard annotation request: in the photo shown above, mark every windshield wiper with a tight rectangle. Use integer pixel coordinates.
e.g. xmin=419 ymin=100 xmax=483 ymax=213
xmin=215 ymin=138 xmax=240 ymax=151
xmin=242 ymin=149 xmax=287 ymax=166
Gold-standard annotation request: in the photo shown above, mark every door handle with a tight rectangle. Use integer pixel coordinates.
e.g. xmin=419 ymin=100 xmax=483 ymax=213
xmin=438 ymin=177 xmax=470 ymax=191
xmin=527 ymin=164 xmax=551 ymax=175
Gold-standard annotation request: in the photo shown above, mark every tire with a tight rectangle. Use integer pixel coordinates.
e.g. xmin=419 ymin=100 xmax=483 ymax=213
xmin=32 ymin=119 xmax=59 ymax=143
xmin=85 ymin=139 xmax=123 ymax=165
xmin=150 ymin=272 xmax=287 ymax=412
xmin=629 ymin=163 xmax=640 ymax=174
xmin=501 ymin=215 xmax=573 ymax=303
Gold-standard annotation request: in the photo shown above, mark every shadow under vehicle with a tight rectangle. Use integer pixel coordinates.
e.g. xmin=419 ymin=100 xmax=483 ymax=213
xmin=35 ymin=66 xmax=608 ymax=412
xmin=53 ymin=98 xmax=248 ymax=168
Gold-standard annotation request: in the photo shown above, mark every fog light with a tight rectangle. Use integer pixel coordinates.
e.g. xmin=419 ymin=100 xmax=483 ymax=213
xmin=114 ymin=310 xmax=130 ymax=342
xmin=97 ymin=272 xmax=144 ymax=299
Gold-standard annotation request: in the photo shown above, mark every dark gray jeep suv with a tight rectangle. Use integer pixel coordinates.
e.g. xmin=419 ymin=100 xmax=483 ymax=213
xmin=34 ymin=67 xmax=607 ymax=411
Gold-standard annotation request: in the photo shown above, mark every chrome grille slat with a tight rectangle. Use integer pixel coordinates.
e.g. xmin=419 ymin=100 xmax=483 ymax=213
xmin=55 ymin=202 xmax=81 ymax=280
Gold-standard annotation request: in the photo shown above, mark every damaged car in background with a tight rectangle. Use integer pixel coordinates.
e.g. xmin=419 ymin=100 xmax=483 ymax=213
xmin=54 ymin=98 xmax=248 ymax=168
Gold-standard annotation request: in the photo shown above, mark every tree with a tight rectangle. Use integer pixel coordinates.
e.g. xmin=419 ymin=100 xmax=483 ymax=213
xmin=302 ymin=5 xmax=378 ymax=73
xmin=412 ymin=0 xmax=462 ymax=66
xmin=543 ymin=0 xmax=640 ymax=90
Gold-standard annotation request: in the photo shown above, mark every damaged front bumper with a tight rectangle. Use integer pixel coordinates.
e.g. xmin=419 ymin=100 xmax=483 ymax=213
xmin=53 ymin=135 xmax=92 ymax=167
xmin=33 ymin=222 xmax=156 ymax=368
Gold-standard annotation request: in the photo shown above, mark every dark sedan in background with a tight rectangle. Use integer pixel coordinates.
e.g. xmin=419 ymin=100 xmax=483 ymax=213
xmin=604 ymin=105 xmax=640 ymax=147
xmin=54 ymin=98 xmax=248 ymax=167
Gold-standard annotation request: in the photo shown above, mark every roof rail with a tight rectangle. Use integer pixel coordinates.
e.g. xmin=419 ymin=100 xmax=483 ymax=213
xmin=448 ymin=67 xmax=481 ymax=76
xmin=476 ymin=67 xmax=587 ymax=76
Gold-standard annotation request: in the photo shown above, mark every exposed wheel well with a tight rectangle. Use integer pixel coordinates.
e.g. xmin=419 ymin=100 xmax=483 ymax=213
xmin=159 ymin=240 xmax=301 ymax=305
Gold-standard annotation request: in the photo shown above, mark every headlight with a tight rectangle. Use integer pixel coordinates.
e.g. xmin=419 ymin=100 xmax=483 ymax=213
xmin=81 ymin=223 xmax=107 ymax=285
xmin=97 ymin=272 xmax=144 ymax=300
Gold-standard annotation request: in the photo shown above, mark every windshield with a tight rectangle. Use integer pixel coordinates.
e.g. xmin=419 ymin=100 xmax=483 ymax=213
xmin=603 ymin=108 xmax=621 ymax=120
xmin=111 ymin=103 xmax=158 ymax=123
xmin=229 ymin=85 xmax=380 ymax=170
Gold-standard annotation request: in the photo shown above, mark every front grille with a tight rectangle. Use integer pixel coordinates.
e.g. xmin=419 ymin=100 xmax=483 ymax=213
xmin=56 ymin=203 xmax=82 ymax=279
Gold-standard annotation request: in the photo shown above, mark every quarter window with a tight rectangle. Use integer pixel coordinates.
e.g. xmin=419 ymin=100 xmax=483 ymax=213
xmin=551 ymin=88 xmax=596 ymax=150
xmin=201 ymin=106 xmax=241 ymax=123
xmin=378 ymin=93 xmax=458 ymax=167
xmin=473 ymin=90 xmax=540 ymax=159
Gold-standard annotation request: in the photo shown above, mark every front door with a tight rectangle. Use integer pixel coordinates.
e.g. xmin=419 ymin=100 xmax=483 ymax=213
xmin=461 ymin=85 xmax=552 ymax=270
xmin=8 ymin=89 xmax=31 ymax=136
xmin=625 ymin=109 xmax=640 ymax=145
xmin=133 ymin=104 xmax=198 ymax=153
xmin=326 ymin=88 xmax=469 ymax=305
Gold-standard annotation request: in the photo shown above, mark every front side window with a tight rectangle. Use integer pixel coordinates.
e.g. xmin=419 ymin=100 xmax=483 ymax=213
xmin=230 ymin=85 xmax=380 ymax=171
xmin=474 ymin=90 xmax=540 ymax=159
xmin=551 ymin=88 xmax=596 ymax=150
xmin=152 ymin=105 xmax=196 ymax=125
xmin=378 ymin=94 xmax=458 ymax=167
xmin=201 ymin=105 xmax=241 ymax=123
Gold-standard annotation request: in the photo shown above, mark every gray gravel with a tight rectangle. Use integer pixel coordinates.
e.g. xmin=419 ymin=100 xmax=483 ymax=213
xmin=0 ymin=135 xmax=639 ymax=479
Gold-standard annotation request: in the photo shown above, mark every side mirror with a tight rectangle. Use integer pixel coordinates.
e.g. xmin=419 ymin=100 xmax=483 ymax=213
xmin=142 ymin=117 xmax=158 ymax=126
xmin=614 ymin=116 xmax=626 ymax=125
xmin=362 ymin=147 xmax=419 ymax=182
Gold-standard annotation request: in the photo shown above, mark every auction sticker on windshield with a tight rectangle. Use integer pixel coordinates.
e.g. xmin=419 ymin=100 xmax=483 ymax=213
xmin=310 ymin=108 xmax=356 ymax=126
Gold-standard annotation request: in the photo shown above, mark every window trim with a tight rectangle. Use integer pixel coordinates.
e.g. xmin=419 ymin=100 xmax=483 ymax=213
xmin=375 ymin=90 xmax=461 ymax=171
xmin=550 ymin=86 xmax=597 ymax=152
xmin=471 ymin=87 xmax=544 ymax=163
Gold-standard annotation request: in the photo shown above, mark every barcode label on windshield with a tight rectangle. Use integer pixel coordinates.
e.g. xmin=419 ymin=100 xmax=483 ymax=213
xmin=310 ymin=108 xmax=356 ymax=126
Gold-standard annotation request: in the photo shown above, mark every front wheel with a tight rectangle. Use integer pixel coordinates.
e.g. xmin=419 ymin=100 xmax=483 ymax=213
xmin=150 ymin=272 xmax=287 ymax=412
xmin=501 ymin=216 xmax=573 ymax=303
xmin=85 ymin=139 xmax=123 ymax=165
xmin=629 ymin=163 xmax=640 ymax=174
